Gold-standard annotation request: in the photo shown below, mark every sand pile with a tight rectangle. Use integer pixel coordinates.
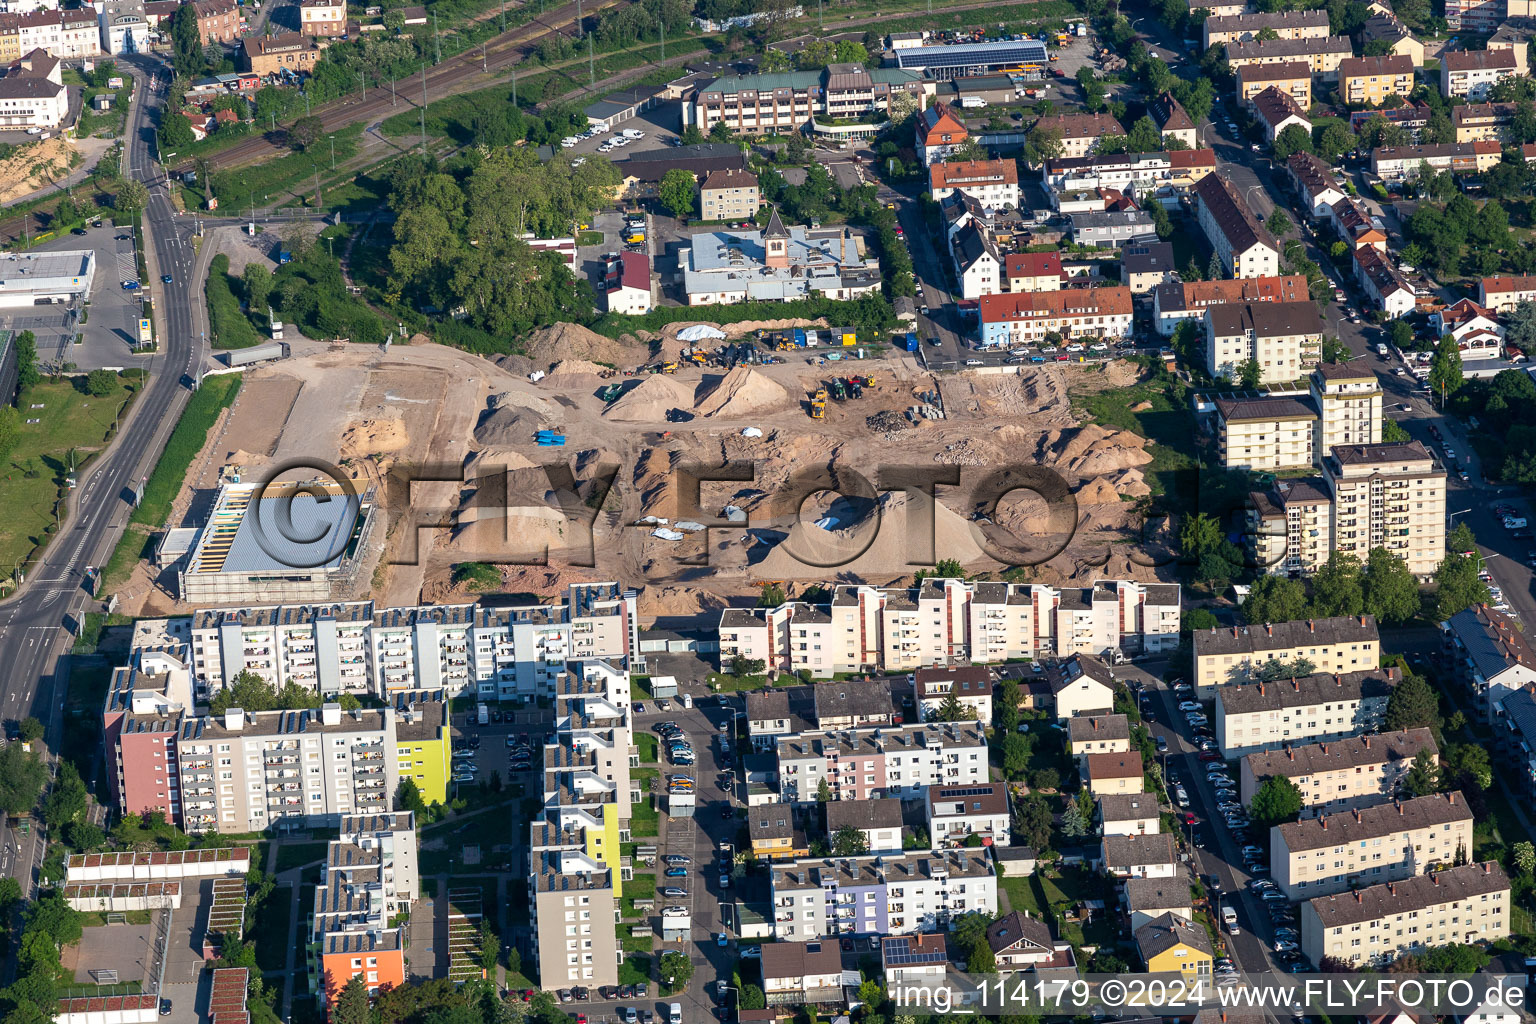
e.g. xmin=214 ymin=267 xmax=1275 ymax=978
xmin=339 ymin=418 xmax=408 ymax=459
xmin=634 ymin=445 xmax=686 ymax=516
xmin=1076 ymin=478 xmax=1122 ymax=505
xmin=605 ymin=375 xmax=693 ymax=422
xmin=753 ymin=489 xmax=988 ymax=579
xmin=450 ymin=464 xmax=600 ymax=564
xmin=463 ymin=448 xmax=539 ymax=476
xmin=1110 ymin=468 xmax=1152 ymax=498
xmin=660 ymin=317 xmax=826 ymax=342
xmin=473 ymin=390 xmax=562 ymax=447
xmin=693 ymin=366 xmax=791 ymax=418
xmin=525 ymin=323 xmax=646 ymax=367
xmin=1048 ymin=424 xmax=1153 ymax=478
xmin=545 ymin=358 xmax=611 ymax=383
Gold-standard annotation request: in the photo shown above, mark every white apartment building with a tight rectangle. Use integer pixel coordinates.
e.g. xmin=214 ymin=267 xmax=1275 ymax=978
xmin=185 ymin=584 xmax=638 ymax=703
xmin=1442 ymin=48 xmax=1521 ymax=100
xmin=1205 ymin=300 xmax=1323 ymax=384
xmin=312 ymin=812 xmax=418 ymax=1000
xmin=953 ymin=222 xmax=1002 ymax=299
xmin=722 ymin=579 xmax=1179 ymax=678
xmin=1192 ymin=615 xmax=1380 ymax=701
xmin=1312 ymin=359 xmax=1383 ymax=457
xmin=1215 ymin=395 xmax=1318 ymax=473
xmin=913 ymin=666 xmax=994 ymax=726
xmin=1271 ymin=791 xmax=1476 ymax=899
xmin=1323 ymin=441 xmax=1447 ymax=579
xmin=1238 ymin=728 xmax=1439 ymax=817
xmin=1480 ymin=274 xmax=1536 ymax=311
xmin=928 ymin=158 xmax=1020 ymax=209
xmin=1300 ymin=862 xmax=1510 ymax=968
xmin=1041 ymin=149 xmax=1217 ymax=194
xmin=1215 ymin=667 xmax=1398 ymax=758
xmin=769 ymin=850 xmax=998 ymax=939
xmin=1194 ymin=173 xmax=1281 ymax=279
xmin=0 ymin=47 xmax=65 ymax=128
xmin=776 ymin=721 xmax=988 ymax=803
xmin=926 ymin=782 xmax=1011 ymax=848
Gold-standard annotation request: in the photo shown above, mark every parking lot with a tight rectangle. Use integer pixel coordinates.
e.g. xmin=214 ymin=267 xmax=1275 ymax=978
xmin=559 ymin=102 xmax=683 ymax=160
xmin=9 ymin=223 xmax=146 ymax=371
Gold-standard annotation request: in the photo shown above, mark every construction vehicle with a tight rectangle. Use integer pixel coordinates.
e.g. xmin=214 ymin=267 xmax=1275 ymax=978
xmin=662 ymin=361 xmax=678 ymax=373
xmin=688 ymin=350 xmax=707 ymax=365
xmin=829 ymin=378 xmax=847 ymax=401
xmin=810 ymin=387 xmax=827 ymax=419
xmin=847 ymin=378 xmax=863 ymax=399
xmin=597 ymin=383 xmax=623 ymax=403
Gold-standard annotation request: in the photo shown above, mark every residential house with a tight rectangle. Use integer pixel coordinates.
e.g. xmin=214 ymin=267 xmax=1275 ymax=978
xmin=825 ymin=798 xmax=904 ymax=855
xmin=699 ymin=168 xmax=761 ymax=222
xmin=760 ymin=940 xmax=845 ymax=1005
xmin=1361 ymin=12 xmax=1423 ymax=63
xmin=1101 ymin=832 xmax=1179 ymax=878
xmin=881 ymin=934 xmax=951 ymax=987
xmin=1124 ymin=878 xmax=1193 ymax=931
xmin=985 ymin=910 xmax=1058 ymax=971
xmin=1135 ymin=912 xmax=1214 ymax=978
xmin=1086 ymin=752 xmax=1145 ymax=798
xmin=1194 ymin=172 xmax=1281 ymax=279
xmin=1288 ymin=152 xmax=1347 ymax=217
xmin=1068 ymin=713 xmax=1131 ymax=769
xmin=1252 ymin=86 xmax=1311 ymax=143
xmin=1034 ymin=111 xmax=1126 ymax=159
xmin=1122 ymin=242 xmax=1178 ymax=295
xmin=1442 ymin=604 xmax=1536 ymax=720
xmin=1371 ymin=141 xmax=1503 ymax=180
xmin=299 ymin=0 xmax=345 ymax=36
xmin=604 ymin=251 xmax=652 ymax=315
xmin=1479 ymin=274 xmax=1536 ymax=311
xmin=1098 ymin=793 xmax=1160 ymax=836
xmin=1204 ymin=300 xmax=1323 ymax=384
xmin=1354 ymin=246 xmax=1416 ymax=319
xmin=1005 ymin=251 xmax=1065 ymax=292
xmin=240 ymin=32 xmax=324 ymax=76
xmin=1154 ymin=274 xmax=1308 ymax=336
xmin=926 ymin=782 xmax=1011 ymax=847
xmin=928 ymin=158 xmax=1020 ymax=209
xmin=1454 ymin=101 xmax=1525 ymax=143
xmin=1069 ymin=209 xmax=1157 ymax=248
xmin=748 ymin=803 xmax=809 ymax=861
xmin=916 ymin=102 xmax=968 ymax=166
xmin=952 ymin=222 xmax=1002 ymax=299
xmin=976 ymin=287 xmax=1134 ymax=347
xmin=1149 ymin=90 xmax=1199 ymax=148
xmin=1049 ymin=654 xmax=1118 ymax=720
xmin=913 ymin=666 xmax=994 ymax=726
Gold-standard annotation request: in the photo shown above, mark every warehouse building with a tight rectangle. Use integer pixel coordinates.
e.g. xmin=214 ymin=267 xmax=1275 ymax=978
xmin=0 ymin=248 xmax=94 ymax=307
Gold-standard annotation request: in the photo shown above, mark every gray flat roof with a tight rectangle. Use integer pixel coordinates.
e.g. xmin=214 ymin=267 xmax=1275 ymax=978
xmin=221 ymin=492 xmax=360 ymax=573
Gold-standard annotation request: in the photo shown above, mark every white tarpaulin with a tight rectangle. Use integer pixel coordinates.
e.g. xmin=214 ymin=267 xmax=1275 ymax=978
xmin=651 ymin=528 xmax=685 ymax=541
xmin=677 ymin=324 xmax=727 ymax=342
xmin=740 ymin=426 xmax=763 ymax=438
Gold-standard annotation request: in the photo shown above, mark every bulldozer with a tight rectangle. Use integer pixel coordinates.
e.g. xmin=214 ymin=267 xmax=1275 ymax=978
xmin=810 ymin=387 xmax=827 ymax=419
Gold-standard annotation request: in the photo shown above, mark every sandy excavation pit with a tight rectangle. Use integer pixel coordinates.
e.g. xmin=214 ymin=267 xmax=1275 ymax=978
xmin=116 ymin=328 xmax=1178 ymax=620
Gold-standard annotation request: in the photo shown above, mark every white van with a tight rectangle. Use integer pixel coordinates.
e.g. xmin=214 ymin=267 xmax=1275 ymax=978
xmin=668 ymin=1004 xmax=682 ymax=1024
xmin=682 ymin=693 xmax=693 ymax=709
xmin=1506 ymin=517 xmax=1528 ymax=530
xmin=589 ymin=122 xmax=609 ymax=134
xmin=1222 ymin=906 xmax=1239 ymax=934
xmin=621 ymin=127 xmax=645 ymax=139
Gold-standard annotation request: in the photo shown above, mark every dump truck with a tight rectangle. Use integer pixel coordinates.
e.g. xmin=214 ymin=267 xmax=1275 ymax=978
xmin=810 ymin=387 xmax=827 ymax=419
xmin=688 ymin=350 xmax=707 ymax=365
xmin=662 ymin=361 xmax=678 ymax=373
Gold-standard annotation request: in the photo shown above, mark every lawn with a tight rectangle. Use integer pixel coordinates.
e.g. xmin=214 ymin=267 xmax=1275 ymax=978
xmin=636 ymin=733 xmax=658 ymax=763
xmin=273 ymin=841 xmax=330 ymax=874
xmin=0 ymin=373 xmax=142 ymax=576
xmin=1074 ymin=371 xmax=1199 ymax=511
xmin=618 ymin=955 xmax=652 ymax=986
xmin=617 ymin=922 xmax=654 ymax=953
xmin=630 ymin=796 xmax=659 ymax=838
xmin=620 ymin=873 xmax=656 ymax=919
xmin=248 ymin=880 xmax=293 ymax=973
xmin=419 ymin=802 xmax=516 ymax=874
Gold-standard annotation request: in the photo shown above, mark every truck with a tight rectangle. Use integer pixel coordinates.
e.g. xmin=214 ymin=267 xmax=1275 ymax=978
xmin=810 ymin=387 xmax=827 ymax=419
xmin=1376 ymin=343 xmax=1390 ymax=357
xmin=597 ymin=383 xmax=623 ymax=403
xmin=477 ymin=704 xmax=489 ymax=726
xmin=221 ymin=341 xmax=289 ymax=368
xmin=959 ymin=96 xmax=987 ymax=108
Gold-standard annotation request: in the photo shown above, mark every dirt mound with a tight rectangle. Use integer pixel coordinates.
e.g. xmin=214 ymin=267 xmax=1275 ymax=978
xmin=693 ymin=366 xmax=790 ymax=418
xmin=1076 ymin=477 xmax=1122 ymax=505
xmin=1110 ymin=468 xmax=1152 ymax=498
xmin=637 ymin=586 xmax=730 ymax=618
xmin=1048 ymin=424 xmax=1153 ymax=478
xmin=754 ymin=489 xmax=988 ymax=580
xmin=604 ymin=375 xmax=693 ymax=422
xmin=524 ymin=322 xmax=647 ymax=368
xmin=339 ymin=418 xmax=408 ymax=460
xmin=473 ymin=390 xmax=562 ymax=447
xmin=545 ymin=358 xmax=612 ymax=383
xmin=463 ymin=448 xmax=540 ymax=477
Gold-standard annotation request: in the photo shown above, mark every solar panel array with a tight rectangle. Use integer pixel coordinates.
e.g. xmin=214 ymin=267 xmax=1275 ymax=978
xmin=896 ymin=39 xmax=1049 ymax=71
xmin=883 ymin=936 xmax=947 ymax=966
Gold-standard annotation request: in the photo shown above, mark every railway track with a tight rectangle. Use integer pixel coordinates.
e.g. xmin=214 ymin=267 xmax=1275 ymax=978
xmin=187 ymin=0 xmax=620 ymax=173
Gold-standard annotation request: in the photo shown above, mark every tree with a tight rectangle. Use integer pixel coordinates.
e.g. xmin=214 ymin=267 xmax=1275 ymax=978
xmin=1444 ymin=742 xmax=1493 ymax=791
xmin=1014 ymin=793 xmax=1053 ymax=851
xmin=1311 ymin=551 xmax=1364 ymax=617
xmin=64 ymin=820 xmax=104 ymax=852
xmin=1403 ymin=748 xmax=1441 ymax=798
xmin=740 ymin=985 xmax=766 ymax=1009
xmin=25 ymin=891 xmax=83 ymax=947
xmin=659 ymin=168 xmax=697 ymax=219
xmin=1384 ymin=671 xmax=1440 ymax=731
xmin=331 ymin=976 xmax=370 ymax=1024
xmin=113 ymin=178 xmax=147 ymax=213
xmin=1361 ymin=547 xmax=1420 ymax=625
xmin=1513 ymin=840 xmax=1535 ymax=877
xmin=756 ymin=584 xmax=786 ymax=608
xmin=966 ymin=935 xmax=997 ymax=973
xmin=1180 ymin=512 xmax=1222 ymax=560
xmin=84 ymin=369 xmax=117 ymax=397
xmin=478 ymin=920 xmax=500 ymax=972
xmin=1388 ymin=319 xmax=1414 ymax=351
xmin=0 ymin=742 xmax=47 ymax=816
xmin=1248 ymin=775 xmax=1303 ymax=828
xmin=1254 ymin=657 xmax=1315 ymax=683
xmin=1000 ymin=732 xmax=1031 ymax=779
xmin=816 ymin=777 xmax=832 ymax=803
xmin=288 ymin=115 xmax=323 ymax=152
xmin=1434 ymin=552 xmax=1490 ymax=620
xmin=994 ymin=679 xmax=1021 ymax=735
xmin=18 ymin=717 xmax=43 ymax=742
xmin=1506 ymin=300 xmax=1536 ymax=356
xmin=172 ymin=3 xmax=203 ymax=76
xmin=1266 ymin=208 xmax=1291 ymax=238
xmin=1237 ymin=356 xmax=1262 ymax=388
xmin=659 ymin=950 xmax=694 ymax=992
xmin=1429 ymin=334 xmax=1464 ymax=401
xmin=160 ymin=108 xmax=197 ymax=150
xmin=43 ymin=762 xmax=87 ymax=828
xmin=1125 ymin=115 xmax=1162 ymax=154
xmin=1242 ymin=575 xmax=1308 ymax=625
xmin=396 ymin=776 xmax=428 ymax=817
xmin=831 ymin=824 xmax=870 ymax=856
xmin=1314 ymin=118 xmax=1358 ymax=162
xmin=934 ymin=692 xmax=978 ymax=722
xmin=244 ymin=263 xmax=272 ymax=315
xmin=13 ymin=329 xmax=37 ymax=394
xmin=1059 ymin=794 xmax=1092 ymax=838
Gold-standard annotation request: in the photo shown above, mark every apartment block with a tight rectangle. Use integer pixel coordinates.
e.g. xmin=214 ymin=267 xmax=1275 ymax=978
xmin=193 ymin=0 xmax=240 ymax=43
xmin=298 ymin=0 xmax=344 ymax=36
xmin=699 ymin=168 xmax=760 ymax=222
xmin=1270 ymin=791 xmax=1475 ymax=899
xmin=1203 ymin=9 xmax=1330 ymax=48
xmin=1454 ymin=102 xmax=1524 ymax=142
xmin=977 ymin=286 xmax=1134 ymax=347
xmin=1339 ymin=55 xmax=1415 ymax=107
xmin=1194 ymin=173 xmax=1282 ymax=280
xmin=1215 ymin=395 xmax=1317 ymax=472
xmin=1249 ymin=477 xmax=1334 ymax=576
xmin=313 ymin=813 xmax=418 ymax=1002
xmin=1238 ymin=728 xmax=1439 ymax=817
xmin=1371 ymin=141 xmax=1503 ymax=180
xmin=1225 ymin=35 xmax=1353 ymax=78
xmin=775 ymin=721 xmax=989 ymax=803
xmin=184 ymin=583 xmax=638 ymax=703
xmin=1204 ymin=300 xmax=1323 ymax=384
xmin=1446 ymin=0 xmax=1504 ymax=32
xmin=1300 ymin=862 xmax=1510 ymax=968
xmin=1442 ymin=603 xmax=1536 ymax=720
xmin=913 ymin=666 xmax=993 ymax=726
xmin=928 ymin=158 xmax=1020 ymax=209
xmin=1154 ymin=274 xmax=1308 ymax=336
xmin=1323 ymin=441 xmax=1447 ymax=579
xmin=239 ymin=32 xmax=324 ymax=76
xmin=1235 ymin=60 xmax=1313 ymax=107
xmin=693 ymin=64 xmax=929 ymax=136
xmin=1479 ymin=274 xmax=1536 ymax=311
xmin=926 ymin=782 xmax=1010 ymax=847
xmin=1192 ymin=615 xmax=1380 ymax=701
xmin=722 ymin=578 xmax=1178 ymax=678
xmin=1441 ymin=48 xmax=1520 ymax=100
xmin=530 ymin=849 xmax=620 ymax=989
xmin=1312 ymin=359 xmax=1383 ymax=457
xmin=1216 ymin=668 xmax=1397 ymax=758
xmin=769 ymin=850 xmax=997 ymax=938
xmin=1034 ymin=111 xmax=1126 ymax=159
xmin=1041 ymin=149 xmax=1216 ymax=195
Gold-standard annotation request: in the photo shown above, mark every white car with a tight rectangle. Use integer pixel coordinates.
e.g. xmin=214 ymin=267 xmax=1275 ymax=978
xmin=1178 ymin=701 xmax=1201 ymax=712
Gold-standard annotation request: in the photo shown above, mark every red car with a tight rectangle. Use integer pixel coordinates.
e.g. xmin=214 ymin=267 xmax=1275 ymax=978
xmin=1182 ymin=812 xmax=1198 ymax=825
xmin=576 ymin=1016 xmax=587 ymax=1024
xmin=1198 ymin=751 xmax=1222 ymax=762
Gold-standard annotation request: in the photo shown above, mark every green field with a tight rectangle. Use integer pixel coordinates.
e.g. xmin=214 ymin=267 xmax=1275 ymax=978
xmin=0 ymin=374 xmax=141 ymax=579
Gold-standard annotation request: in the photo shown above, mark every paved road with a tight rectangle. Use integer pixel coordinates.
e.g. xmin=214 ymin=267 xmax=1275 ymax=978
xmin=0 ymin=53 xmax=207 ymax=893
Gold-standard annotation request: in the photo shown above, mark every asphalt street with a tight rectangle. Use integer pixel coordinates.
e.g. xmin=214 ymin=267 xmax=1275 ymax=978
xmin=0 ymin=54 xmax=207 ymax=895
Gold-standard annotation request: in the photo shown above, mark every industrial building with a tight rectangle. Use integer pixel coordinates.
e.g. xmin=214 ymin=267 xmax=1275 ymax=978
xmin=895 ymin=38 xmax=1048 ymax=79
xmin=0 ymin=248 xmax=94 ymax=308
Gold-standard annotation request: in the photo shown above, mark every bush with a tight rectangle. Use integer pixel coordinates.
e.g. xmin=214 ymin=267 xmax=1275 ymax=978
xmin=130 ymin=374 xmax=241 ymax=528
xmin=206 ymin=253 xmax=261 ymax=349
